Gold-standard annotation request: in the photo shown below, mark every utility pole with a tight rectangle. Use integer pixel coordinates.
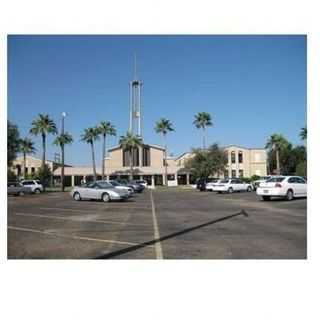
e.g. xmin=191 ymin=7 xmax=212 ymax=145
xmin=61 ymin=112 xmax=66 ymax=191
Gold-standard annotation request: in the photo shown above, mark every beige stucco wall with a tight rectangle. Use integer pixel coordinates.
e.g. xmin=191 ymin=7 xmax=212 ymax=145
xmin=12 ymin=156 xmax=55 ymax=176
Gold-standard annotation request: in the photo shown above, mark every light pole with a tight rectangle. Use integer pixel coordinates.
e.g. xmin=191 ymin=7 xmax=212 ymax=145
xmin=61 ymin=112 xmax=66 ymax=191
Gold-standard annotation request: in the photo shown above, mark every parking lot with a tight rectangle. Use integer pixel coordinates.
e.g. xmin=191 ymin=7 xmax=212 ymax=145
xmin=7 ymin=188 xmax=307 ymax=259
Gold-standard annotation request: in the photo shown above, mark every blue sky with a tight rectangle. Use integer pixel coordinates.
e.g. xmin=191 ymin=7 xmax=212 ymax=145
xmin=8 ymin=35 xmax=306 ymax=165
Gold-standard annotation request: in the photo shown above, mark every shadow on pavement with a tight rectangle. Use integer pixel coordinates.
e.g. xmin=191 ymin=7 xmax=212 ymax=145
xmin=95 ymin=209 xmax=249 ymax=259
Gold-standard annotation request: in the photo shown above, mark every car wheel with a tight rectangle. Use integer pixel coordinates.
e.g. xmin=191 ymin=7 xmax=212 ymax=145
xmin=102 ymin=193 xmax=110 ymax=202
xmin=262 ymin=196 xmax=270 ymax=201
xmin=247 ymin=186 xmax=252 ymax=192
xmin=217 ymin=191 xmax=222 ymax=194
xmin=34 ymin=188 xmax=41 ymax=194
xmin=18 ymin=191 xmax=24 ymax=196
xmin=228 ymin=187 xmax=233 ymax=194
xmin=73 ymin=192 xmax=81 ymax=201
xmin=286 ymin=189 xmax=294 ymax=201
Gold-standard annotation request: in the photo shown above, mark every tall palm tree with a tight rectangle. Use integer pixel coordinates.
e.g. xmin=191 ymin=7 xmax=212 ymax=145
xmin=19 ymin=138 xmax=36 ymax=179
xmin=98 ymin=121 xmax=116 ymax=180
xmin=193 ymin=112 xmax=213 ymax=149
xmin=119 ymin=132 xmax=143 ymax=180
xmin=155 ymin=118 xmax=175 ymax=186
xmin=30 ymin=114 xmax=57 ymax=186
xmin=81 ymin=127 xmax=100 ymax=182
xmin=300 ymin=126 xmax=307 ymax=141
xmin=53 ymin=132 xmax=73 ymax=191
xmin=265 ymin=134 xmax=289 ymax=175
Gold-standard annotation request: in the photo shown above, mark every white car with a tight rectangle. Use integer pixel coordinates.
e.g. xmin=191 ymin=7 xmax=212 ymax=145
xmin=210 ymin=178 xmax=253 ymax=193
xmin=20 ymin=179 xmax=43 ymax=193
xmin=109 ymin=180 xmax=134 ymax=195
xmin=71 ymin=181 xmax=130 ymax=202
xmin=205 ymin=179 xmax=222 ymax=191
xmin=256 ymin=176 xmax=307 ymax=201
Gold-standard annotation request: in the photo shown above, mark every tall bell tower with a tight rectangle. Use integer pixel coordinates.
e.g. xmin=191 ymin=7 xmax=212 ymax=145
xmin=129 ymin=54 xmax=143 ymax=138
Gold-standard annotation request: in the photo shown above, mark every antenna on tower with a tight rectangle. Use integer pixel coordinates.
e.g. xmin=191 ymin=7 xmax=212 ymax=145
xmin=134 ymin=52 xmax=137 ymax=79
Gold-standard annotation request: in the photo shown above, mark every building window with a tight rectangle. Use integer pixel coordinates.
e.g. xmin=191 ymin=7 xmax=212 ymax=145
xmin=122 ymin=148 xmax=139 ymax=167
xmin=231 ymin=151 xmax=236 ymax=163
xmin=238 ymin=151 xmax=243 ymax=163
xmin=31 ymin=167 xmax=35 ymax=174
xmin=167 ymin=174 xmax=175 ymax=181
xmin=239 ymin=169 xmax=244 ymax=178
xmin=142 ymin=146 xmax=150 ymax=167
xmin=25 ymin=167 xmax=28 ymax=174
xmin=224 ymin=170 xmax=229 ymax=178
xmin=231 ymin=170 xmax=236 ymax=178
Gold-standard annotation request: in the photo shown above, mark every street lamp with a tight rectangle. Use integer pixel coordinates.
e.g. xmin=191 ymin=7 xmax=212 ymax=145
xmin=61 ymin=112 xmax=67 ymax=191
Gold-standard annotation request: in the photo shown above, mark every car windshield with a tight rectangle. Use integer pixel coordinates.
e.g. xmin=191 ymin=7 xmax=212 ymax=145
xmin=110 ymin=181 xmax=121 ymax=186
xmin=96 ymin=182 xmax=113 ymax=189
xmin=220 ymin=179 xmax=229 ymax=183
xmin=266 ymin=177 xmax=285 ymax=183
xmin=35 ymin=180 xmax=41 ymax=184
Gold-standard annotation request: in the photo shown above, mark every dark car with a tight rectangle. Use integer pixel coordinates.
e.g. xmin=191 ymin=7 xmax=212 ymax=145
xmin=116 ymin=179 xmax=144 ymax=193
xmin=7 ymin=181 xmax=32 ymax=196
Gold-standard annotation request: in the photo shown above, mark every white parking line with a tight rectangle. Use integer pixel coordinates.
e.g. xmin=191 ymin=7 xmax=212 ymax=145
xmin=150 ymin=191 xmax=163 ymax=259
xmin=39 ymin=206 xmax=151 ymax=212
xmin=14 ymin=212 xmax=150 ymax=226
xmin=8 ymin=226 xmax=139 ymax=246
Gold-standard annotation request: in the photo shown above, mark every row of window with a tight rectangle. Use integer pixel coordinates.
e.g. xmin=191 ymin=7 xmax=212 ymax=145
xmin=230 ymin=151 xmax=243 ymax=164
xmin=16 ymin=165 xmax=36 ymax=175
xmin=224 ymin=169 xmax=244 ymax=178
xmin=122 ymin=146 xmax=151 ymax=167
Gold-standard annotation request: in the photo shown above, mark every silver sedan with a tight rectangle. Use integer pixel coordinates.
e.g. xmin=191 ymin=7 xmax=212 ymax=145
xmin=70 ymin=181 xmax=130 ymax=202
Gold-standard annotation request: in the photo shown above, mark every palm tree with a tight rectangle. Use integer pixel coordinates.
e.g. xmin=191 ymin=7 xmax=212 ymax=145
xmin=155 ymin=118 xmax=175 ymax=186
xmin=265 ymin=134 xmax=289 ymax=175
xmin=81 ymin=127 xmax=100 ymax=182
xmin=300 ymin=126 xmax=307 ymax=141
xmin=19 ymin=138 xmax=36 ymax=179
xmin=119 ymin=131 xmax=143 ymax=180
xmin=53 ymin=132 xmax=73 ymax=191
xmin=98 ymin=121 xmax=116 ymax=180
xmin=193 ymin=112 xmax=213 ymax=149
xmin=30 ymin=114 xmax=57 ymax=186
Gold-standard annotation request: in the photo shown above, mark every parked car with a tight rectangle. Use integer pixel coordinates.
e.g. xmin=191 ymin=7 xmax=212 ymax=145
xmin=210 ymin=178 xmax=253 ymax=193
xmin=132 ymin=179 xmax=148 ymax=188
xmin=71 ymin=181 xmax=130 ymax=202
xmin=20 ymin=180 xmax=43 ymax=194
xmin=109 ymin=180 xmax=134 ymax=195
xmin=8 ymin=181 xmax=32 ymax=196
xmin=205 ymin=179 xmax=222 ymax=191
xmin=252 ymin=176 xmax=272 ymax=190
xmin=116 ymin=179 xmax=145 ymax=193
xmin=196 ymin=178 xmax=218 ymax=191
xmin=256 ymin=176 xmax=307 ymax=201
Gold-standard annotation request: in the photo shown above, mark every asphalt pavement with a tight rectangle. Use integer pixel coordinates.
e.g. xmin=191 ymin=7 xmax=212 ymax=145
xmin=7 ymin=188 xmax=307 ymax=259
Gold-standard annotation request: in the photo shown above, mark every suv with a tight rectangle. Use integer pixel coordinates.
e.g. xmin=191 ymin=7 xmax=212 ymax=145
xmin=21 ymin=180 xmax=43 ymax=194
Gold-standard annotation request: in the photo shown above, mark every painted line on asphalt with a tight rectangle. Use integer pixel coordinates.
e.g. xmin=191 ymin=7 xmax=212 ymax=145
xmin=39 ymin=206 xmax=152 ymax=212
xmin=150 ymin=190 xmax=163 ymax=259
xmin=14 ymin=212 xmax=129 ymax=225
xmin=8 ymin=226 xmax=139 ymax=246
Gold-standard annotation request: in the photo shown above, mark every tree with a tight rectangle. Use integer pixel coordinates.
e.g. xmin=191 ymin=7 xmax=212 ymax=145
xmin=265 ymin=134 xmax=290 ymax=175
xmin=154 ymin=118 xmax=175 ymax=186
xmin=185 ymin=144 xmax=228 ymax=180
xmin=30 ymin=114 xmax=57 ymax=187
xmin=300 ymin=126 xmax=307 ymax=141
xmin=193 ymin=112 xmax=213 ymax=149
xmin=19 ymin=138 xmax=36 ymax=179
xmin=81 ymin=127 xmax=100 ymax=181
xmin=34 ymin=164 xmax=52 ymax=187
xmin=98 ymin=121 xmax=116 ymax=180
xmin=53 ymin=132 xmax=73 ymax=191
xmin=119 ymin=132 xmax=143 ymax=180
xmin=8 ymin=120 xmax=20 ymax=167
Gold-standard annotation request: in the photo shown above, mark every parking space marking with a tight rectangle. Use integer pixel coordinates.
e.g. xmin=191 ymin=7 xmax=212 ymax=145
xmin=14 ymin=212 xmax=151 ymax=226
xmin=150 ymin=191 xmax=163 ymax=259
xmin=39 ymin=206 xmax=152 ymax=212
xmin=8 ymin=226 xmax=140 ymax=246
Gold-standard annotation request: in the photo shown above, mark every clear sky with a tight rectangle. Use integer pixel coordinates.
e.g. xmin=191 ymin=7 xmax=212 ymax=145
xmin=8 ymin=35 xmax=306 ymax=166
